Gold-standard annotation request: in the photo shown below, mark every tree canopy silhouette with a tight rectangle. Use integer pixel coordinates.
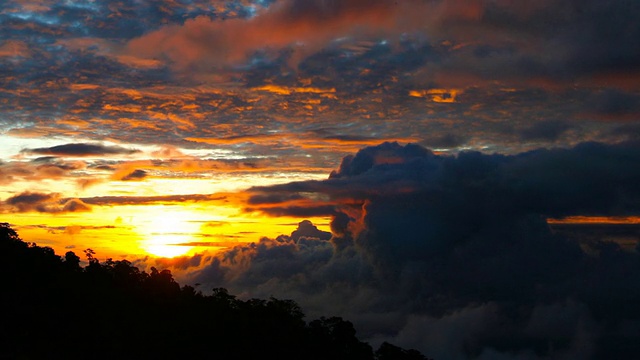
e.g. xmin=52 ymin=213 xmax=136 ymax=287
xmin=0 ymin=223 xmax=430 ymax=359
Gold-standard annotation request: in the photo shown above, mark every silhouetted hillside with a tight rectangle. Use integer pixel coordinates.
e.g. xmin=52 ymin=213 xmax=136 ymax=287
xmin=0 ymin=223 xmax=430 ymax=359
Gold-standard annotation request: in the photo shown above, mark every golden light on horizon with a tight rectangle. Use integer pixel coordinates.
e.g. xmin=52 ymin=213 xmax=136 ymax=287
xmin=547 ymin=216 xmax=640 ymax=224
xmin=138 ymin=209 xmax=199 ymax=258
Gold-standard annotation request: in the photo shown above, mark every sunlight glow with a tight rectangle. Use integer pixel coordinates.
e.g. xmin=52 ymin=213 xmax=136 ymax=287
xmin=139 ymin=210 xmax=198 ymax=258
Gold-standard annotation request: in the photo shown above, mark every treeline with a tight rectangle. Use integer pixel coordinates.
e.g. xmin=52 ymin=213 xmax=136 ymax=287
xmin=0 ymin=223 xmax=430 ymax=359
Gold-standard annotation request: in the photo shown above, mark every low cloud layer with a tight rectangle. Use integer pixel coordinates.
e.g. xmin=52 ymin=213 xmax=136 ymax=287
xmin=166 ymin=141 xmax=640 ymax=358
xmin=22 ymin=143 xmax=141 ymax=157
xmin=2 ymin=191 xmax=91 ymax=213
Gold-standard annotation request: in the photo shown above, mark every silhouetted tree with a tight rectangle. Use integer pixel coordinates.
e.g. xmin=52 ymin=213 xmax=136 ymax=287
xmin=0 ymin=222 xmax=20 ymax=243
xmin=0 ymin=224 xmax=432 ymax=360
xmin=308 ymin=316 xmax=375 ymax=360
xmin=64 ymin=251 xmax=81 ymax=271
xmin=376 ymin=342 xmax=433 ymax=360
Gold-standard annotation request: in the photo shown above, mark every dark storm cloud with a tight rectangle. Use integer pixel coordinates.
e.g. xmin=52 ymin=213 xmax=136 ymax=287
xmin=430 ymin=0 xmax=640 ymax=85
xmin=321 ymin=135 xmax=385 ymax=143
xmin=248 ymin=141 xmax=640 ymax=218
xmin=519 ymin=120 xmax=574 ymax=142
xmin=2 ymin=191 xmax=91 ymax=213
xmin=558 ymin=1 xmax=640 ymax=77
xmin=586 ymin=89 xmax=640 ymax=120
xmin=422 ymin=133 xmax=467 ymax=149
xmin=22 ymin=143 xmax=140 ymax=157
xmin=187 ymin=141 xmax=640 ymax=358
xmin=610 ymin=123 xmax=640 ymax=141
xmin=290 ymin=220 xmax=331 ymax=242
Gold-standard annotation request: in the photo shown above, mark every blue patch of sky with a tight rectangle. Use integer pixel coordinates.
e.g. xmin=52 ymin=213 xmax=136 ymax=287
xmin=9 ymin=12 xmax=60 ymax=26
xmin=61 ymin=0 xmax=102 ymax=12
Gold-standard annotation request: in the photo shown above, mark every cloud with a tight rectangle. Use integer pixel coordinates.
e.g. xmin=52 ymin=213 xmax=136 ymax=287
xmin=62 ymin=199 xmax=92 ymax=213
xmin=184 ymin=132 xmax=419 ymax=152
xmin=245 ymin=204 xmax=338 ymax=218
xmin=422 ymin=133 xmax=468 ymax=149
xmin=584 ymin=89 xmax=640 ymax=121
xmin=2 ymin=192 xmax=92 ymax=213
xmin=519 ymin=120 xmax=574 ymax=142
xmin=182 ymin=141 xmax=640 ymax=358
xmin=134 ymin=253 xmax=208 ymax=272
xmin=116 ymin=0 xmax=640 ymax=91
xmin=124 ymin=0 xmax=421 ymax=70
xmin=2 ymin=1 xmax=640 ymax=355
xmin=119 ymin=169 xmax=148 ymax=181
xmin=22 ymin=143 xmax=140 ymax=157
xmin=290 ymin=220 xmax=331 ymax=242
xmin=0 ymin=157 xmax=87 ymax=185
xmin=63 ymin=224 xmax=117 ymax=236
xmin=610 ymin=123 xmax=640 ymax=142
xmin=3 ymin=0 xmax=637 ymax=170
xmin=79 ymin=193 xmax=231 ymax=206
xmin=0 ymin=40 xmax=31 ymax=58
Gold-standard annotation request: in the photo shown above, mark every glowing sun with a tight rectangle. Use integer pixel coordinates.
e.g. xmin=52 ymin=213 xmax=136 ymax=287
xmin=140 ymin=210 xmax=197 ymax=258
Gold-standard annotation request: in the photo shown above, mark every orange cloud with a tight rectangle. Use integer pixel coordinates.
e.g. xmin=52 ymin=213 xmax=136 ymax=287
xmin=77 ymin=177 xmax=104 ymax=190
xmin=151 ymin=145 xmax=186 ymax=159
xmin=105 ymin=156 xmax=330 ymax=177
xmin=118 ymin=118 xmax=162 ymax=131
xmin=0 ymin=40 xmax=31 ymax=58
xmin=410 ymin=89 xmax=463 ymax=103
xmin=123 ymin=0 xmax=432 ymax=70
xmin=0 ymin=159 xmax=87 ymax=185
xmin=119 ymin=0 xmax=546 ymax=74
xmin=103 ymin=104 xmax=143 ymax=113
xmin=79 ymin=192 xmax=245 ymax=207
xmin=152 ymin=112 xmax=196 ymax=131
xmin=185 ymin=133 xmax=283 ymax=145
xmin=114 ymin=54 xmax=164 ymax=69
xmin=7 ymin=126 xmax=82 ymax=139
xmin=69 ymin=84 xmax=100 ymax=91
xmin=578 ymin=70 xmax=640 ymax=92
xmin=547 ymin=216 xmax=640 ymax=225
xmin=252 ymin=85 xmax=336 ymax=95
xmin=1 ymin=192 xmax=92 ymax=214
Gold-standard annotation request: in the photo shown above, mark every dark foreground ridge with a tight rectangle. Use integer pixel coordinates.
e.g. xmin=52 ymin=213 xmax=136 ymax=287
xmin=0 ymin=223 xmax=430 ymax=360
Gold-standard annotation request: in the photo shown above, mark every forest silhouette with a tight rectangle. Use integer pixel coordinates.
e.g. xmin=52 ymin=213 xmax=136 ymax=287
xmin=0 ymin=223 xmax=430 ymax=359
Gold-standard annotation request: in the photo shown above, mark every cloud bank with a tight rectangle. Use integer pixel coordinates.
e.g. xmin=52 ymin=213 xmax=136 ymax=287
xmin=167 ymin=141 xmax=640 ymax=359
xmin=22 ymin=143 xmax=141 ymax=157
xmin=2 ymin=191 xmax=91 ymax=213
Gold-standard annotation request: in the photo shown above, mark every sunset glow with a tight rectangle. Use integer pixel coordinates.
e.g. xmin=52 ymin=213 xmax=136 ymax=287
xmin=2 ymin=0 xmax=640 ymax=357
xmin=138 ymin=209 xmax=199 ymax=257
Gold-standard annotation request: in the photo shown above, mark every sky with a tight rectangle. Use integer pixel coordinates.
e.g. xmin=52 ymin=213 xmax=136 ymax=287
xmin=2 ymin=0 xmax=640 ymax=358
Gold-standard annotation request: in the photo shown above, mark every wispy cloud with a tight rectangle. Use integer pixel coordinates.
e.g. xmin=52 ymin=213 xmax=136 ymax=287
xmin=2 ymin=191 xmax=91 ymax=213
xmin=22 ymin=143 xmax=141 ymax=157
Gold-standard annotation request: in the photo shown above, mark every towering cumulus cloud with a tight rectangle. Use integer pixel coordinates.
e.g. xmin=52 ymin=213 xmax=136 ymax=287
xmin=188 ymin=141 xmax=640 ymax=359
